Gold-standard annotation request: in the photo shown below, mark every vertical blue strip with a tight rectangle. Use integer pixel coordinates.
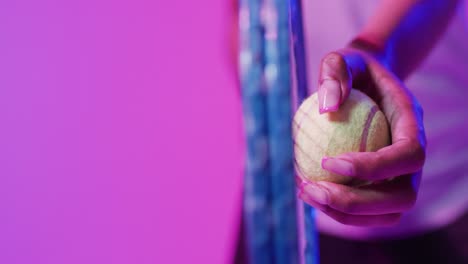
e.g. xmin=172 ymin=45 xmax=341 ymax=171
xmin=263 ymin=0 xmax=299 ymax=263
xmin=239 ymin=0 xmax=273 ymax=263
xmin=239 ymin=0 xmax=317 ymax=262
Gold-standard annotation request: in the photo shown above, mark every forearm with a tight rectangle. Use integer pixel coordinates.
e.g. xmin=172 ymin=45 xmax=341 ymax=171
xmin=350 ymin=0 xmax=459 ymax=80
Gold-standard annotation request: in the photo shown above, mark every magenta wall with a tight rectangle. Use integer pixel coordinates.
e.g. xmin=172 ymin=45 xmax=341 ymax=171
xmin=0 ymin=1 xmax=242 ymax=263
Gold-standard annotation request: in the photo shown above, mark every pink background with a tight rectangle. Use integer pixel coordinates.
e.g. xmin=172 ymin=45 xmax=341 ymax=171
xmin=0 ymin=0 xmax=242 ymax=263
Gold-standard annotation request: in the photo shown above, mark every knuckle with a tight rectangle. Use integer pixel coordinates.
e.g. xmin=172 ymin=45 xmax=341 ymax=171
xmin=375 ymin=74 xmax=393 ymax=88
xmin=335 ymin=195 xmax=359 ymax=214
xmin=330 ymin=212 xmax=352 ymax=226
xmin=369 ymin=151 xmax=385 ymax=178
xmin=410 ymin=141 xmax=426 ymax=168
xmin=354 ymin=152 xmax=383 ymax=180
xmin=322 ymin=52 xmax=347 ymax=70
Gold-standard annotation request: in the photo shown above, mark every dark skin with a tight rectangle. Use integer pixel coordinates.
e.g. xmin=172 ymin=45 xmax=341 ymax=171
xmin=298 ymin=0 xmax=458 ymax=226
xmin=299 ymin=46 xmax=425 ymax=226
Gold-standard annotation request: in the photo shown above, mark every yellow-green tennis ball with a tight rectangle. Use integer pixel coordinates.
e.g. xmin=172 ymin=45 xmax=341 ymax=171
xmin=293 ymin=89 xmax=391 ymax=185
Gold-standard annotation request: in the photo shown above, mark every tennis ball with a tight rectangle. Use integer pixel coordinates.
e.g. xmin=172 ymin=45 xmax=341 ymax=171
xmin=293 ymin=89 xmax=391 ymax=185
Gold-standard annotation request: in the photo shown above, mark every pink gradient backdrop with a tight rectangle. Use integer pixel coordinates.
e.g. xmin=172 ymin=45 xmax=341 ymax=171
xmin=0 ymin=0 xmax=242 ymax=263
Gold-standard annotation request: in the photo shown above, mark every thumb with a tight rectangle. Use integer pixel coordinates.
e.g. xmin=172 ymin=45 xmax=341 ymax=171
xmin=318 ymin=51 xmax=370 ymax=114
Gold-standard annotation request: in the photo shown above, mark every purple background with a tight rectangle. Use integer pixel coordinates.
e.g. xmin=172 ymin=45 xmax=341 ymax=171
xmin=0 ymin=0 xmax=242 ymax=263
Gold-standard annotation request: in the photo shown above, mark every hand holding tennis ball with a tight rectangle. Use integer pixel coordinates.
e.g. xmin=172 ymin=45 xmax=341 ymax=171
xmin=294 ymin=89 xmax=390 ymax=186
xmin=296 ymin=48 xmax=426 ymax=227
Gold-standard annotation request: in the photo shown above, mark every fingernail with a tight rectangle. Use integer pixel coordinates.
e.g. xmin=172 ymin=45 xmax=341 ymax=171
xmin=322 ymin=157 xmax=355 ymax=176
xmin=302 ymin=184 xmax=329 ymax=205
xmin=319 ymin=79 xmax=341 ymax=114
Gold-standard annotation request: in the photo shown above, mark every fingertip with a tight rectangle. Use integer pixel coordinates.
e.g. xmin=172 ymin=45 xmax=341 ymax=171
xmin=301 ymin=182 xmax=330 ymax=205
xmin=321 ymin=156 xmax=330 ymax=170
